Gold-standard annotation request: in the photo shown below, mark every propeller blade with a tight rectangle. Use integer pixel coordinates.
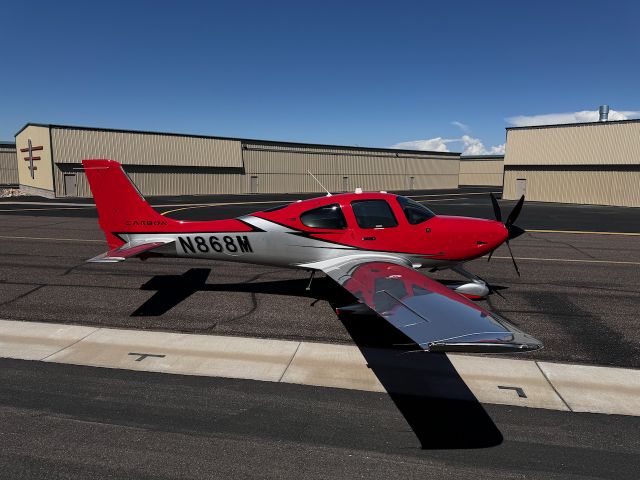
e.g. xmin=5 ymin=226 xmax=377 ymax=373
xmin=507 ymin=224 xmax=526 ymax=240
xmin=506 ymin=195 xmax=525 ymax=227
xmin=505 ymin=240 xmax=521 ymax=277
xmin=490 ymin=193 xmax=502 ymax=223
xmin=491 ymin=286 xmax=506 ymax=300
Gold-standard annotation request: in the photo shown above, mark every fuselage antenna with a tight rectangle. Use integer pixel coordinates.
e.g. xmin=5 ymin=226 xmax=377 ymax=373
xmin=307 ymin=170 xmax=332 ymax=196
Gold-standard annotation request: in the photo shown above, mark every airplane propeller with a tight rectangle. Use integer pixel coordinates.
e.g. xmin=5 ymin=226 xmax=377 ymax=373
xmin=488 ymin=193 xmax=526 ymax=276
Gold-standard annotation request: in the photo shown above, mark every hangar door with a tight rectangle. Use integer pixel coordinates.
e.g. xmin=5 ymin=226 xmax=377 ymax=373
xmin=64 ymin=174 xmax=77 ymax=196
xmin=516 ymin=178 xmax=527 ymax=198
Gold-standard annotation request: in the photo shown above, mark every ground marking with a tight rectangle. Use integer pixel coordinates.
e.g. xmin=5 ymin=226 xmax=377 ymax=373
xmin=498 ymin=385 xmax=527 ymax=398
xmin=0 ymin=202 xmax=94 ymax=207
xmin=0 ymin=235 xmax=637 ymax=265
xmin=527 ymin=229 xmax=640 ymax=236
xmin=0 ymin=206 xmax=93 ymax=213
xmin=159 ymin=194 xmax=500 ymax=216
xmin=128 ymin=352 xmax=166 ymax=362
xmin=3 ymin=318 xmax=639 ymax=416
xmin=0 ymin=235 xmax=103 ymax=243
xmin=489 ymin=255 xmax=640 ymax=266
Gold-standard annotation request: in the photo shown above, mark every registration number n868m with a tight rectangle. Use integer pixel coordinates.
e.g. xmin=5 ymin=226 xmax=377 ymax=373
xmin=178 ymin=235 xmax=253 ymax=255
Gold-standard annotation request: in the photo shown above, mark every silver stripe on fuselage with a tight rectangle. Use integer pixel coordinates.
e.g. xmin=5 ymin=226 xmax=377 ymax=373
xmin=124 ymin=215 xmax=448 ymax=270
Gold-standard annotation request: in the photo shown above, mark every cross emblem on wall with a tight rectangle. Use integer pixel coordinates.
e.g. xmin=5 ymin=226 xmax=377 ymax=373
xmin=20 ymin=138 xmax=43 ymax=179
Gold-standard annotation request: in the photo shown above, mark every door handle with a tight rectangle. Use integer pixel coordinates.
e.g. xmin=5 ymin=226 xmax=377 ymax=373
xmin=362 ymin=236 xmax=376 ymax=241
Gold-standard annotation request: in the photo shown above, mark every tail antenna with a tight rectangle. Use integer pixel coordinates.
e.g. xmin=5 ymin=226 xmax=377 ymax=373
xmin=307 ymin=170 xmax=332 ymax=196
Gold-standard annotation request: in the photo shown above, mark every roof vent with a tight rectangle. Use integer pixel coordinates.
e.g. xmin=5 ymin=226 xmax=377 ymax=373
xmin=599 ymin=105 xmax=609 ymax=122
xmin=355 ymin=187 xmax=363 ymax=194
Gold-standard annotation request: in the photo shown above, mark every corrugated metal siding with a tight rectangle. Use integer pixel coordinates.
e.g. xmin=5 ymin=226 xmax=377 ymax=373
xmin=503 ymin=169 xmax=640 ymax=207
xmin=0 ymin=148 xmax=18 ymax=185
xmin=504 ymin=122 xmax=640 ymax=166
xmin=244 ymin=173 xmax=459 ymax=194
xmin=459 ymin=158 xmax=503 ymax=186
xmin=41 ymin=125 xmax=459 ymax=196
xmin=51 ymin=128 xmax=243 ymax=167
xmin=56 ymin=163 xmax=245 ymax=197
xmin=243 ymin=143 xmax=459 ymax=184
xmin=128 ymin=171 xmax=244 ymax=196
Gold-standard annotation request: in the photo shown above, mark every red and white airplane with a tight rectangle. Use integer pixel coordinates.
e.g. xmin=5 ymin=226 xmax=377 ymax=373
xmin=83 ymin=159 xmax=542 ymax=354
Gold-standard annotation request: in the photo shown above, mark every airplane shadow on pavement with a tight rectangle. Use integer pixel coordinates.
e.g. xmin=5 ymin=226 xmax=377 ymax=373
xmin=132 ymin=267 xmax=504 ymax=449
xmin=336 ymin=311 xmax=504 ymax=449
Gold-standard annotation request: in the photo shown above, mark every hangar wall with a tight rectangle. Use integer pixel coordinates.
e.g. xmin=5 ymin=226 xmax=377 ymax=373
xmin=503 ymin=169 xmax=640 ymax=207
xmin=503 ymin=120 xmax=640 ymax=207
xmin=15 ymin=125 xmax=55 ymax=196
xmin=0 ymin=142 xmax=18 ymax=186
xmin=14 ymin=124 xmax=461 ymax=197
xmin=458 ymin=155 xmax=504 ymax=186
xmin=243 ymin=142 xmax=460 ymax=193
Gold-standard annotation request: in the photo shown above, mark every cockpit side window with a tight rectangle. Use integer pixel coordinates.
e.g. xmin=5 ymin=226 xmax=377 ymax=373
xmin=351 ymin=200 xmax=398 ymax=228
xmin=396 ymin=196 xmax=436 ymax=225
xmin=300 ymin=204 xmax=347 ymax=229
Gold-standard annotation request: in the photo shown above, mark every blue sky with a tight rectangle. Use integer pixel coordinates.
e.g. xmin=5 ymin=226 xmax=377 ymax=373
xmin=1 ymin=1 xmax=638 ymax=154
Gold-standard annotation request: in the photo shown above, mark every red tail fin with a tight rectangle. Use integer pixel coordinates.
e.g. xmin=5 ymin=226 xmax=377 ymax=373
xmin=83 ymin=159 xmax=176 ymax=248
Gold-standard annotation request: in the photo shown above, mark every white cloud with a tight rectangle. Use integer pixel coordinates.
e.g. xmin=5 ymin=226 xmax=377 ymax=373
xmin=392 ymin=137 xmax=455 ymax=152
xmin=459 ymin=135 xmax=505 ymax=156
xmin=507 ymin=109 xmax=640 ymax=127
xmin=392 ymin=135 xmax=505 ymax=156
xmin=451 ymin=121 xmax=470 ymax=133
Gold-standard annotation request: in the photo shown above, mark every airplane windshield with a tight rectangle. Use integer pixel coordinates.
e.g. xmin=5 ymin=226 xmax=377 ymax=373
xmin=396 ymin=196 xmax=436 ymax=225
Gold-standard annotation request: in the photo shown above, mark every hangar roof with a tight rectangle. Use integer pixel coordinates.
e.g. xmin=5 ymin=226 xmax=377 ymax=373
xmin=506 ymin=118 xmax=640 ymax=131
xmin=460 ymin=155 xmax=504 ymax=161
xmin=505 ymin=118 xmax=640 ymax=166
xmin=15 ymin=123 xmax=460 ymax=157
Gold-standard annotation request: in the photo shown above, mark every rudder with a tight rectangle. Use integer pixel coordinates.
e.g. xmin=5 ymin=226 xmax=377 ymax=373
xmin=83 ymin=159 xmax=175 ymax=248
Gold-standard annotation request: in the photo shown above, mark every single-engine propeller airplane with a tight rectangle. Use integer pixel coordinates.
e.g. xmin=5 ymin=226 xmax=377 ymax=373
xmin=83 ymin=159 xmax=542 ymax=354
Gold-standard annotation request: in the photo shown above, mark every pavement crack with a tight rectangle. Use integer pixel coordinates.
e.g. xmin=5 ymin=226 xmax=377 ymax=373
xmin=40 ymin=328 xmax=100 ymax=361
xmin=535 ymin=361 xmax=573 ymax=412
xmin=279 ymin=342 xmax=302 ymax=382
xmin=0 ymin=284 xmax=45 ymax=307
xmin=528 ymin=232 xmax=597 ymax=259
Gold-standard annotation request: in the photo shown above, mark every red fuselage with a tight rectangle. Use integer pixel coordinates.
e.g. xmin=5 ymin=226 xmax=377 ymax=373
xmin=249 ymin=192 xmax=508 ymax=263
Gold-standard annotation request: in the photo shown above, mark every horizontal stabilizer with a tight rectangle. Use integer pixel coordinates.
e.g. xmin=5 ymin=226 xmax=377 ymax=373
xmin=88 ymin=239 xmax=174 ymax=263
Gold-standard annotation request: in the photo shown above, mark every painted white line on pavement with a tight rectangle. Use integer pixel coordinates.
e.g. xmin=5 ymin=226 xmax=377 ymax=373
xmin=1 ymin=319 xmax=638 ymax=416
xmin=489 ymin=256 xmax=640 ymax=266
xmin=527 ymin=229 xmax=640 ymax=236
xmin=0 ymin=235 xmax=103 ymax=243
xmin=0 ymin=320 xmax=98 ymax=361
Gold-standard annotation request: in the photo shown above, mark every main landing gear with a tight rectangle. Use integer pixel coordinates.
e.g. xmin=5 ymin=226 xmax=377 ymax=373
xmin=305 ymin=270 xmax=316 ymax=291
xmin=447 ymin=265 xmax=491 ymax=299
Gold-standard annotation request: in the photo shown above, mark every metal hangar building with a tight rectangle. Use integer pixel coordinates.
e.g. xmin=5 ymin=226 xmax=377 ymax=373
xmin=14 ymin=123 xmax=461 ymax=198
xmin=503 ymin=116 xmax=640 ymax=207
xmin=458 ymin=155 xmax=504 ymax=187
xmin=0 ymin=141 xmax=18 ymax=187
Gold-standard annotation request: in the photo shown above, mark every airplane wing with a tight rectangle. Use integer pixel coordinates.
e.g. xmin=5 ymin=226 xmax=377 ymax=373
xmin=88 ymin=239 xmax=174 ymax=263
xmin=320 ymin=257 xmax=542 ymax=353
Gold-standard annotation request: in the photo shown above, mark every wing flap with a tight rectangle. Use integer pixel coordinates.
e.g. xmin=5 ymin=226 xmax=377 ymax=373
xmin=88 ymin=239 xmax=174 ymax=263
xmin=323 ymin=260 xmax=542 ymax=353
